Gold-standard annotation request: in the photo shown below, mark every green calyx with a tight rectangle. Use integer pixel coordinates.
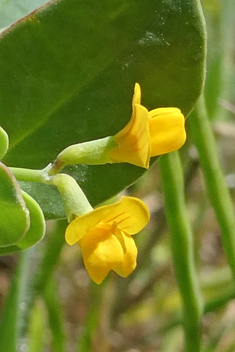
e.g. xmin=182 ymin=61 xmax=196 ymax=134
xmin=49 ymin=136 xmax=118 ymax=175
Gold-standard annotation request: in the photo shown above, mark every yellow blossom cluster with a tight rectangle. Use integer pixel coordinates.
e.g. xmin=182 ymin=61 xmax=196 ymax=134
xmin=65 ymin=84 xmax=186 ymax=283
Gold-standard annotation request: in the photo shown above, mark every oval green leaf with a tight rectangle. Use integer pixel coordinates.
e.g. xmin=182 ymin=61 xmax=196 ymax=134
xmin=0 ymin=162 xmax=29 ymax=246
xmin=0 ymin=191 xmax=46 ymax=255
xmin=0 ymin=0 xmax=206 ymax=219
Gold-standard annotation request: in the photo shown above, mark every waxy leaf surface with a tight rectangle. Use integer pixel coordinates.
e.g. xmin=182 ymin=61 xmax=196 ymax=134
xmin=0 ymin=0 xmax=206 ymax=219
xmin=0 ymin=191 xmax=45 ymax=255
xmin=0 ymin=162 xmax=29 ymax=246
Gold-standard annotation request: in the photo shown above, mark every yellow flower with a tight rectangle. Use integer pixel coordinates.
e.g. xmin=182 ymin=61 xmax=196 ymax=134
xmin=65 ymin=196 xmax=150 ymax=284
xmin=109 ymin=83 xmax=186 ymax=168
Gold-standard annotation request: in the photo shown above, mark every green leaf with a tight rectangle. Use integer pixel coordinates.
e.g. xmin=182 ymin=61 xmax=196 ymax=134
xmin=0 ymin=162 xmax=29 ymax=246
xmin=0 ymin=0 xmax=48 ymax=28
xmin=0 ymin=0 xmax=206 ymax=219
xmin=0 ymin=190 xmax=45 ymax=255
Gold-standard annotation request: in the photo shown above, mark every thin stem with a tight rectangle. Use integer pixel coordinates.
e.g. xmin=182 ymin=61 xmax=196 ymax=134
xmin=189 ymin=95 xmax=235 ymax=281
xmin=10 ymin=165 xmax=51 ymax=184
xmin=43 ymin=279 xmax=66 ymax=352
xmin=111 ymin=159 xmax=201 ymax=323
xmin=11 ymin=163 xmax=93 ymax=221
xmin=159 ymin=152 xmax=203 ymax=352
xmin=0 ymin=248 xmax=38 ymax=352
xmin=161 ymin=288 xmax=235 ymax=335
xmin=77 ymin=282 xmax=102 ymax=352
xmin=51 ymin=173 xmax=93 ymax=221
xmin=35 ymin=220 xmax=67 ymax=294
xmin=203 ymin=289 xmax=235 ymax=314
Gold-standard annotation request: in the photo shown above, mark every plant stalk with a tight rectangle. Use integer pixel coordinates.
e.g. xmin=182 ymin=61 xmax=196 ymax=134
xmin=159 ymin=152 xmax=203 ymax=352
xmin=189 ymin=95 xmax=235 ymax=282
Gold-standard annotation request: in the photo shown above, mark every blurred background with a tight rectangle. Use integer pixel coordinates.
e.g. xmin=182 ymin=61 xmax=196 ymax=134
xmin=1 ymin=0 xmax=235 ymax=351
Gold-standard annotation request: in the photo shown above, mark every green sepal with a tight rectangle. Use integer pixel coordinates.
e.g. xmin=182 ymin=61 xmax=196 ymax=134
xmin=0 ymin=162 xmax=30 ymax=247
xmin=49 ymin=136 xmax=118 ymax=175
xmin=0 ymin=191 xmax=46 ymax=255
xmin=0 ymin=126 xmax=9 ymax=159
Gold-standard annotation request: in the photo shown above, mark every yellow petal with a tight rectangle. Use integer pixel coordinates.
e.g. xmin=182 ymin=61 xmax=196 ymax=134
xmin=109 ymin=104 xmax=151 ymax=168
xmin=101 ymin=196 xmax=150 ymax=235
xmin=113 ymin=230 xmax=137 ymax=277
xmin=132 ymin=82 xmax=141 ymax=105
xmin=149 ymin=108 xmax=186 ymax=156
xmin=65 ymin=196 xmax=149 ymax=245
xmin=79 ymin=226 xmax=123 ymax=284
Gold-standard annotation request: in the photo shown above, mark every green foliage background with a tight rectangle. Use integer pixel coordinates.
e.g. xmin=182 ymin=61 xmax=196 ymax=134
xmin=0 ymin=1 xmax=235 ymax=352
xmin=0 ymin=0 xmax=205 ymax=218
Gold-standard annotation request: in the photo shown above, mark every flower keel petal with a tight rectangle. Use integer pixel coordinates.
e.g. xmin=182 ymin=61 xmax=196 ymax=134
xmin=114 ymin=230 xmax=137 ymax=277
xmin=79 ymin=226 xmax=123 ymax=284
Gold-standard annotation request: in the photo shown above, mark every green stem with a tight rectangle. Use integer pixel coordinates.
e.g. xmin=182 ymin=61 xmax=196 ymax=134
xmin=10 ymin=164 xmax=93 ymax=222
xmin=52 ymin=173 xmax=93 ymax=222
xmin=189 ymin=95 xmax=235 ymax=281
xmin=0 ymin=222 xmax=67 ymax=352
xmin=203 ymin=289 xmax=235 ymax=314
xmin=77 ymin=281 xmax=102 ymax=352
xmin=35 ymin=220 xmax=67 ymax=294
xmin=27 ymin=301 xmax=45 ymax=352
xmin=43 ymin=279 xmax=66 ymax=352
xmin=159 ymin=152 xmax=203 ymax=352
xmin=10 ymin=165 xmax=51 ymax=184
xmin=161 ymin=288 xmax=235 ymax=335
xmin=214 ymin=0 xmax=235 ymax=121
xmin=0 ymin=248 xmax=38 ymax=352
